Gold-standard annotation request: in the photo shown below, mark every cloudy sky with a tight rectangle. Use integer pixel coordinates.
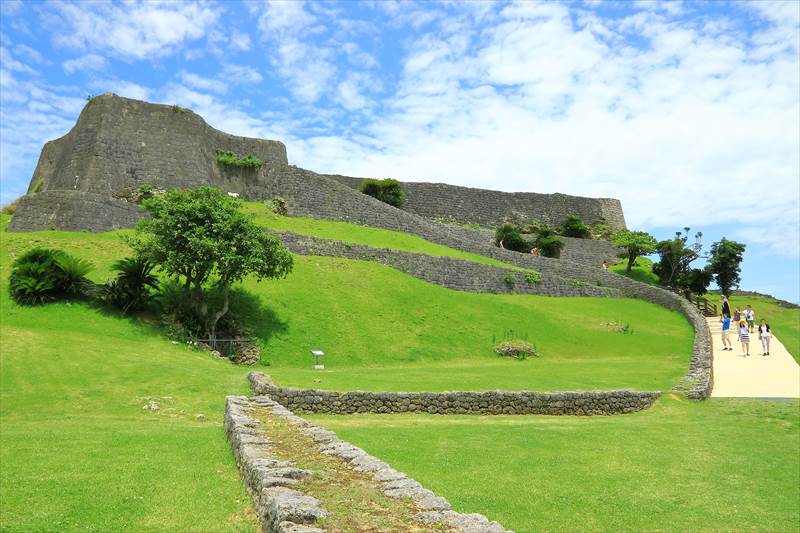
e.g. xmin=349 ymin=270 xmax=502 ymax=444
xmin=1 ymin=0 xmax=798 ymax=301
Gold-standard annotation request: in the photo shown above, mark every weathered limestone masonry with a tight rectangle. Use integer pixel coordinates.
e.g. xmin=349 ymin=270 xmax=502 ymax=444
xmin=250 ymin=372 xmax=661 ymax=416
xmin=327 ymin=174 xmax=627 ymax=231
xmin=225 ymin=395 xmax=511 ymax=533
xmin=8 ymin=190 xmax=142 ymax=232
xmin=275 ymin=231 xmax=619 ymax=297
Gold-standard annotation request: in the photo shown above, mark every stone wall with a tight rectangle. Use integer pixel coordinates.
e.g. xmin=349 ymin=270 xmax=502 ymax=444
xmin=276 ymin=231 xmax=619 ymax=297
xmin=8 ymin=190 xmax=144 ymax=232
xmin=327 ymin=174 xmax=627 ymax=231
xmin=27 ymin=92 xmax=287 ymax=197
xmin=250 ymin=372 xmax=661 ymax=416
xmin=225 ymin=395 xmax=510 ymax=533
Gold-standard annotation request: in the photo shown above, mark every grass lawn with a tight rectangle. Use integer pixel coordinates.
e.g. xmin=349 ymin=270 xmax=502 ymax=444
xmin=243 ymin=202 xmax=527 ymax=270
xmin=1 ymin=217 xmax=694 ymax=393
xmin=311 ymin=396 xmax=800 ymax=533
xmin=0 ymin=299 xmax=258 ymax=532
xmin=609 ymin=256 xmax=659 ymax=286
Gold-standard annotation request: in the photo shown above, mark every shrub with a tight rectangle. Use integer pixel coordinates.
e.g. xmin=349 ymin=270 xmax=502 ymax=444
xmin=590 ymin=223 xmax=613 ymax=240
xmin=32 ymin=177 xmax=45 ymax=194
xmin=495 ymin=223 xmax=531 ymax=253
xmin=265 ymin=196 xmax=287 ymax=216
xmin=524 ymin=271 xmax=542 ymax=284
xmin=559 ymin=215 xmax=590 ymax=238
xmin=359 ymin=178 xmax=406 ymax=207
xmin=100 ymin=257 xmax=159 ymax=313
xmin=1 ymin=199 xmax=18 ymax=215
xmin=172 ymin=104 xmax=189 ymax=113
xmin=9 ymin=248 xmax=94 ymax=304
xmin=216 ymin=150 xmax=262 ymax=169
xmin=533 ymin=225 xmax=565 ymax=258
xmin=504 ymin=272 xmax=516 ymax=289
xmin=494 ymin=340 xmax=539 ymax=360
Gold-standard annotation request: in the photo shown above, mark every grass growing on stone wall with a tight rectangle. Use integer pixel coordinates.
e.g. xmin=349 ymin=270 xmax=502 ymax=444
xmin=242 ymin=202 xmax=525 ymax=270
xmin=311 ymin=396 xmax=800 ymax=533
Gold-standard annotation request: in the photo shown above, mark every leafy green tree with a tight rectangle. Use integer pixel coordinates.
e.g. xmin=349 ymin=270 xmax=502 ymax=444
xmin=685 ymin=267 xmax=713 ymax=295
xmin=494 ymin=223 xmax=532 ymax=253
xmin=707 ymin=238 xmax=746 ymax=296
xmin=133 ymin=187 xmax=293 ymax=340
xmin=653 ymin=228 xmax=704 ymax=290
xmin=612 ymin=229 xmax=658 ymax=272
xmin=559 ymin=215 xmax=590 ymax=238
xmin=533 ymin=225 xmax=565 ymax=258
xmin=359 ymin=178 xmax=406 ymax=207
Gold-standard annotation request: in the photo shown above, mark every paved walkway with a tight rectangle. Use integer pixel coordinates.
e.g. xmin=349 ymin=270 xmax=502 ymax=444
xmin=708 ymin=317 xmax=800 ymax=398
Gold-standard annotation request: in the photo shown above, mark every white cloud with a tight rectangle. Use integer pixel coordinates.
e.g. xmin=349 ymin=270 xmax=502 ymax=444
xmin=0 ymin=46 xmax=36 ymax=74
xmin=50 ymin=2 xmax=220 ymax=60
xmin=14 ymin=43 xmax=43 ymax=64
xmin=221 ymin=64 xmax=264 ymax=85
xmin=230 ymin=31 xmax=252 ymax=51
xmin=62 ymin=53 xmax=107 ymax=75
xmin=91 ymin=80 xmax=152 ymax=101
xmin=178 ymin=71 xmax=228 ymax=94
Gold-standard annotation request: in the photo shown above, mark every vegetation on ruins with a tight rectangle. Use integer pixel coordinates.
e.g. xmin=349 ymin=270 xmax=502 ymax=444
xmin=707 ymin=238 xmax=747 ymax=296
xmin=132 ymin=187 xmax=293 ymax=340
xmin=531 ymin=224 xmax=565 ymax=258
xmin=31 ymin=177 xmax=45 ymax=194
xmin=171 ymin=104 xmax=189 ymax=114
xmin=495 ymin=223 xmax=531 ymax=253
xmin=494 ymin=221 xmax=564 ymax=257
xmin=525 ymin=271 xmax=542 ymax=284
xmin=359 ymin=178 xmax=406 ymax=207
xmin=559 ymin=214 xmax=591 ymax=238
xmin=612 ymin=229 xmax=658 ymax=272
xmin=216 ymin=149 xmax=263 ymax=169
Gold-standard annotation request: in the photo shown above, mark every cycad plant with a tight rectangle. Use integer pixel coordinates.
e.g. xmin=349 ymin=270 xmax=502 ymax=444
xmin=8 ymin=247 xmax=94 ymax=304
xmin=101 ymin=257 xmax=159 ymax=313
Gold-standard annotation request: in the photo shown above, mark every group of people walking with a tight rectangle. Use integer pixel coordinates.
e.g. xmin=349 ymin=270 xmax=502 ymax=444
xmin=720 ymin=295 xmax=772 ymax=357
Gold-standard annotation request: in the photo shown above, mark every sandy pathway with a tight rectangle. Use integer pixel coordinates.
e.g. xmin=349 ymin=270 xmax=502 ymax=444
xmin=708 ymin=317 xmax=800 ymax=398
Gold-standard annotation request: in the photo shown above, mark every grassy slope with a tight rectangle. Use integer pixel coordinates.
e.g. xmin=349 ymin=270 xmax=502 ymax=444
xmin=312 ymin=396 xmax=800 ymax=533
xmin=242 ymin=203 xmax=527 ymax=270
xmin=608 ymin=256 xmax=659 ymax=286
xmin=1 ymin=216 xmax=693 ymax=393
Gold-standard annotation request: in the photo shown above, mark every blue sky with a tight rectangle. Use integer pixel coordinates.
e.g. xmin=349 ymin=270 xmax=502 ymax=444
xmin=1 ymin=0 xmax=798 ymax=302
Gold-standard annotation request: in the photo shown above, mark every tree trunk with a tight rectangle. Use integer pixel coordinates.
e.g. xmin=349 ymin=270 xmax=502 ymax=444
xmin=206 ymin=286 xmax=230 ymax=342
xmin=626 ymin=252 xmax=636 ymax=272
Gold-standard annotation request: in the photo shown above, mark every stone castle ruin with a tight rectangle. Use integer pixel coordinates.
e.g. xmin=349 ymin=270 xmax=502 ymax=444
xmin=9 ymin=92 xmax=625 ymax=235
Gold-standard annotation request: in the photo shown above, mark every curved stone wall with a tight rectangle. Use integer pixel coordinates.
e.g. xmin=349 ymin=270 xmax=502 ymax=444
xmin=275 ymin=231 xmax=619 ymax=297
xmin=249 ymin=372 xmax=661 ymax=416
xmin=327 ymin=174 xmax=626 ymax=230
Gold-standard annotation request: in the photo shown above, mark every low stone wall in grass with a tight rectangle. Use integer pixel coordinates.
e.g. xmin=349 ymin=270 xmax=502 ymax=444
xmin=275 ymin=230 xmax=619 ymax=298
xmin=249 ymin=373 xmax=661 ymax=416
xmin=225 ymin=395 xmax=511 ymax=533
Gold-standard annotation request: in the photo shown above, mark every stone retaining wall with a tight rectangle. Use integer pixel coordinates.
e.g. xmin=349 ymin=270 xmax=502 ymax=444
xmin=8 ymin=190 xmax=144 ymax=232
xmin=225 ymin=395 xmax=511 ymax=533
xmin=327 ymin=174 xmax=626 ymax=231
xmin=275 ymin=231 xmax=619 ymax=297
xmin=249 ymin=372 xmax=661 ymax=416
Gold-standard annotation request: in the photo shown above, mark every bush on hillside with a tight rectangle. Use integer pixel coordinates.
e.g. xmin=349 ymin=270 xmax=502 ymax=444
xmin=100 ymin=257 xmax=159 ymax=313
xmin=9 ymin=248 xmax=94 ymax=305
xmin=359 ymin=178 xmax=406 ymax=207
xmin=265 ymin=196 xmax=288 ymax=216
xmin=216 ymin=150 xmax=262 ymax=169
xmin=533 ymin=225 xmax=564 ymax=258
xmin=1 ymin=199 xmax=18 ymax=215
xmin=559 ymin=215 xmax=590 ymax=238
xmin=495 ymin=223 xmax=532 ymax=253
xmin=494 ymin=340 xmax=539 ymax=360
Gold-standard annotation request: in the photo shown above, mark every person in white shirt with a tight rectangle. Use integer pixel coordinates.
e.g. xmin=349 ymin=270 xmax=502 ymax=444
xmin=758 ymin=319 xmax=772 ymax=356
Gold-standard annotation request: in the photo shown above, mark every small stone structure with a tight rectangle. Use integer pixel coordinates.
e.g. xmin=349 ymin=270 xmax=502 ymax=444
xmin=328 ymin=174 xmax=626 ymax=231
xmin=249 ymin=372 xmax=662 ymax=416
xmin=225 ymin=395 xmax=511 ymax=532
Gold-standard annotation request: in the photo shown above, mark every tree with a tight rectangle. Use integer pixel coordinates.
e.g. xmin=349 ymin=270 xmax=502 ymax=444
xmin=360 ymin=178 xmax=406 ymax=207
xmin=559 ymin=215 xmax=590 ymax=238
xmin=533 ymin=225 xmax=564 ymax=258
xmin=707 ymin=238 xmax=746 ymax=295
xmin=653 ymin=228 xmax=704 ymax=290
xmin=494 ymin=223 xmax=531 ymax=253
xmin=133 ymin=187 xmax=293 ymax=340
xmin=612 ymin=229 xmax=657 ymax=272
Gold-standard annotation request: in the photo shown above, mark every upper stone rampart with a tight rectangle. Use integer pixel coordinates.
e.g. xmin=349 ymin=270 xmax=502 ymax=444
xmin=28 ymin=92 xmax=287 ymax=197
xmin=327 ymin=175 xmax=626 ymax=230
